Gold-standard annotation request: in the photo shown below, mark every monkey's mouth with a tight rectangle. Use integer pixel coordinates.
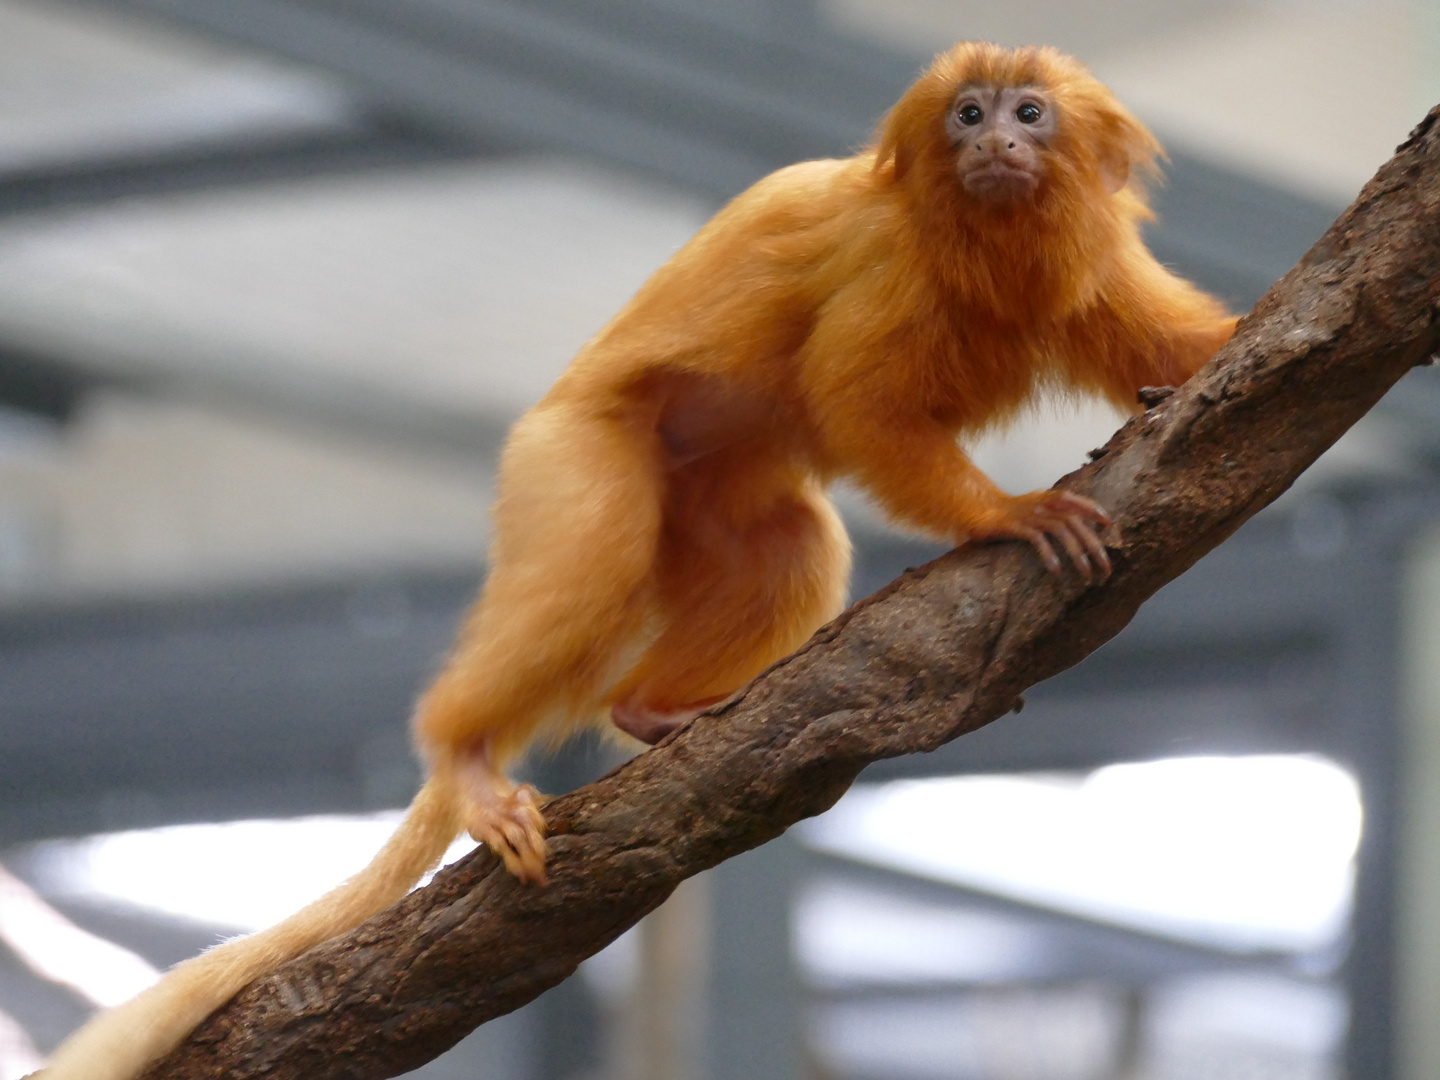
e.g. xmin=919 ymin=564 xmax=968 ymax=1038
xmin=961 ymin=162 xmax=1040 ymax=201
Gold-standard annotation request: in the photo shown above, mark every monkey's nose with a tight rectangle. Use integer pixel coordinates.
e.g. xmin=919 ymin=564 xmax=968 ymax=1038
xmin=976 ymin=132 xmax=1012 ymax=156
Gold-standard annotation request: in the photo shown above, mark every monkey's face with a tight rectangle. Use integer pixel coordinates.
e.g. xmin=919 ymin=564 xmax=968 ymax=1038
xmin=945 ymin=84 xmax=1056 ymax=204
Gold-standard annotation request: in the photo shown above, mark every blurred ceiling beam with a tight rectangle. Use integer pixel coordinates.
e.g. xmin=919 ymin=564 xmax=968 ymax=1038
xmin=0 ymin=122 xmax=467 ymax=219
xmin=77 ymin=0 xmax=914 ymax=197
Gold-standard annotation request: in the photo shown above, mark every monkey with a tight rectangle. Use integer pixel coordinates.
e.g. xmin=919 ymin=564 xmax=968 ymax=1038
xmin=40 ymin=42 xmax=1236 ymax=1080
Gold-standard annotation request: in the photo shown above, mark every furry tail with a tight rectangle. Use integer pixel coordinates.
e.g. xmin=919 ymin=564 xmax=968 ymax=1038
xmin=40 ymin=774 xmax=461 ymax=1080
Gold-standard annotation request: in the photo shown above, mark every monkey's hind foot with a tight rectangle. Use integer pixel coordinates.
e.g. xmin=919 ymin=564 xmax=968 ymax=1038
xmin=467 ymin=784 xmax=548 ymax=884
xmin=451 ymin=753 xmax=549 ymax=884
xmin=610 ymin=695 xmax=725 ymax=745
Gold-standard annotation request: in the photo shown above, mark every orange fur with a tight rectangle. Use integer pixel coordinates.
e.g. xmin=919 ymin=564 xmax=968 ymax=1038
xmin=420 ymin=43 xmax=1232 ymax=773
xmin=42 ymin=42 xmax=1235 ymax=1080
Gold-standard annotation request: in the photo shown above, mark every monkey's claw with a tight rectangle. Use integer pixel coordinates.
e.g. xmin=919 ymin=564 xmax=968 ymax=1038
xmin=1003 ymin=490 xmax=1112 ymax=581
xmin=467 ymin=784 xmax=549 ymax=885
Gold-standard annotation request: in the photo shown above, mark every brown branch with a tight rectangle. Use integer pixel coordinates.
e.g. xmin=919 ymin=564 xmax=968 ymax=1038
xmin=140 ymin=107 xmax=1440 ymax=1080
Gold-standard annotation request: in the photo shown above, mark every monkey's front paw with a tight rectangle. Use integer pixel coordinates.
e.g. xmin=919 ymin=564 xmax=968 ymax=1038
xmin=993 ymin=490 xmax=1112 ymax=580
xmin=467 ymin=785 xmax=549 ymax=885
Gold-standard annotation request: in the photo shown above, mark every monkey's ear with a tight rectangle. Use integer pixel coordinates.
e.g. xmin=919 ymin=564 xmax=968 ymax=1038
xmin=872 ymin=67 xmax=953 ymax=186
xmin=1098 ymin=142 xmax=1130 ymax=195
xmin=873 ymin=115 xmax=914 ymax=183
xmin=889 ymin=143 xmax=915 ymax=183
xmin=1093 ymin=106 xmax=1162 ymax=197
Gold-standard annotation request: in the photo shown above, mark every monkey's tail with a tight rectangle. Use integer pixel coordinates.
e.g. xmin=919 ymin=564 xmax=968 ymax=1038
xmin=39 ymin=773 xmax=462 ymax=1080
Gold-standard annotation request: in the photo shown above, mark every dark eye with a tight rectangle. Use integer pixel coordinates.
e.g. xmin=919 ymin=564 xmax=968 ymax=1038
xmin=957 ymin=104 xmax=983 ymax=126
xmin=1016 ymin=102 xmax=1042 ymax=124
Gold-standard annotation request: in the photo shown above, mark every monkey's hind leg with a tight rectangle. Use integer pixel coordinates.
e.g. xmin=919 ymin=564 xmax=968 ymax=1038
xmin=417 ymin=406 xmax=664 ymax=882
xmin=610 ymin=475 xmax=850 ymax=744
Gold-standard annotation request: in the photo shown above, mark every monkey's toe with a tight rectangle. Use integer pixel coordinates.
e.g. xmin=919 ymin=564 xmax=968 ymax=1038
xmin=469 ymin=784 xmax=549 ymax=885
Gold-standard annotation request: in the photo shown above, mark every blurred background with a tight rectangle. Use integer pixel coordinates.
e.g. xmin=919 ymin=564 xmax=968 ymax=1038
xmin=0 ymin=1 xmax=1435 ymax=1078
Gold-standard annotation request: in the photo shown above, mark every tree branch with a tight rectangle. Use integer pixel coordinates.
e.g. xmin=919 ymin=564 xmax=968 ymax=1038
xmin=139 ymin=106 xmax=1440 ymax=1080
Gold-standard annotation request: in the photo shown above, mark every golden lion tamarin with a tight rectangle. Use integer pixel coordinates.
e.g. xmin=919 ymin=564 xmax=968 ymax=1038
xmin=42 ymin=42 xmax=1236 ymax=1080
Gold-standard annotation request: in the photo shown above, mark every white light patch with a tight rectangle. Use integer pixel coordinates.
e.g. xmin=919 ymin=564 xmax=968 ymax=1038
xmin=0 ymin=1005 xmax=44 ymax=1080
xmin=0 ymin=862 xmax=158 ymax=1007
xmin=795 ymin=878 xmax=1047 ymax=986
xmin=1149 ymin=972 xmax=1348 ymax=1058
xmin=801 ymin=755 xmax=1360 ymax=953
xmin=24 ymin=812 xmax=477 ymax=934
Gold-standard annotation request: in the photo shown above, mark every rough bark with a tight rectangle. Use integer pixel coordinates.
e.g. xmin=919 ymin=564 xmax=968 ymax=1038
xmin=139 ymin=107 xmax=1440 ymax=1080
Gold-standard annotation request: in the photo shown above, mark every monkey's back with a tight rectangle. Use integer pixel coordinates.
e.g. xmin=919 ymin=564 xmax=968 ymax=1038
xmin=544 ymin=154 xmax=895 ymax=404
